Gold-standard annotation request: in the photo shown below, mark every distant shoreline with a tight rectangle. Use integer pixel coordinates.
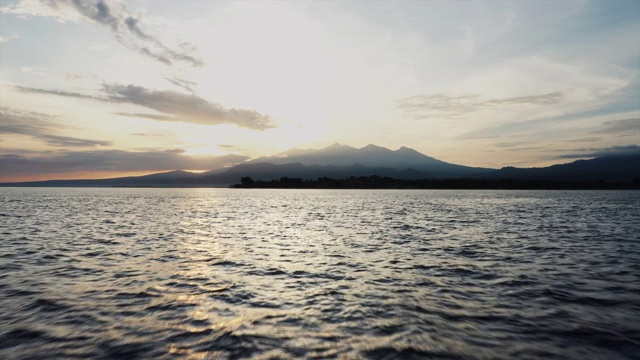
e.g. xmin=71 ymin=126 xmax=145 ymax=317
xmin=1 ymin=186 xmax=638 ymax=190
xmin=233 ymin=176 xmax=640 ymax=190
xmin=2 ymin=176 xmax=639 ymax=190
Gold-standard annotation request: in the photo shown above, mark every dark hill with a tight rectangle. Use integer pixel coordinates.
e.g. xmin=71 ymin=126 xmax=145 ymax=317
xmin=2 ymin=150 xmax=638 ymax=187
xmin=475 ymin=155 xmax=640 ymax=182
xmin=250 ymin=143 xmax=492 ymax=176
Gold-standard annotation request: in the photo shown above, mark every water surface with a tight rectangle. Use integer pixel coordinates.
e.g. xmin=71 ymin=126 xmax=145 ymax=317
xmin=1 ymin=188 xmax=639 ymax=359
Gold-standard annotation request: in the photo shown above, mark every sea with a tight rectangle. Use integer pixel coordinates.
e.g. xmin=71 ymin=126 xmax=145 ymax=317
xmin=1 ymin=188 xmax=639 ymax=359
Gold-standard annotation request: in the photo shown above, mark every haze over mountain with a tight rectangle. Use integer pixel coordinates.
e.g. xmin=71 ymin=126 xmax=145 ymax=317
xmin=1 ymin=144 xmax=638 ymax=187
xmin=251 ymin=143 xmax=492 ymax=176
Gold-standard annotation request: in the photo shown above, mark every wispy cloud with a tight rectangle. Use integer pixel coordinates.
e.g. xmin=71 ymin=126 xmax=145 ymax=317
xmin=458 ymin=107 xmax=637 ymax=140
xmin=16 ymin=84 xmax=276 ymax=130
xmin=0 ymin=149 xmax=249 ymax=175
xmin=113 ymin=112 xmax=174 ymax=121
xmin=590 ymin=118 xmax=640 ymax=135
xmin=564 ymin=137 xmax=602 ymax=143
xmin=0 ymin=107 xmax=112 ymax=147
xmin=103 ymin=84 xmax=275 ymax=130
xmin=64 ymin=73 xmax=97 ymax=81
xmin=20 ymin=66 xmax=46 ymax=75
xmin=0 ymin=33 xmax=19 ymax=43
xmin=132 ymin=133 xmax=164 ymax=137
xmin=504 ymin=147 xmax=544 ymax=152
xmin=2 ymin=0 xmax=203 ymax=67
xmin=14 ymin=85 xmax=107 ymax=101
xmin=494 ymin=141 xmax=531 ymax=148
xmin=557 ymin=145 xmax=640 ymax=159
xmin=396 ymin=91 xmax=565 ymax=119
xmin=164 ymin=75 xmax=196 ymax=93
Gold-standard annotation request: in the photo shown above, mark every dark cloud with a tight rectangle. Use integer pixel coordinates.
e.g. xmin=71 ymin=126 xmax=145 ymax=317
xmin=71 ymin=0 xmax=203 ymax=66
xmin=0 ymin=149 xmax=249 ymax=175
xmin=33 ymin=133 xmax=111 ymax=147
xmin=565 ymin=137 xmax=602 ymax=143
xmin=397 ymin=91 xmax=565 ymax=119
xmin=9 ymin=0 xmax=203 ymax=67
xmin=557 ymin=145 xmax=640 ymax=159
xmin=0 ymin=107 xmax=112 ymax=147
xmin=103 ymin=84 xmax=275 ymax=130
xmin=590 ymin=118 xmax=640 ymax=135
xmin=16 ymin=84 xmax=276 ymax=130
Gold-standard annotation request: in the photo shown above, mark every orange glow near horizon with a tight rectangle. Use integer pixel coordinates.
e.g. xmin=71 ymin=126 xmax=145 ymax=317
xmin=0 ymin=170 xmax=197 ymax=183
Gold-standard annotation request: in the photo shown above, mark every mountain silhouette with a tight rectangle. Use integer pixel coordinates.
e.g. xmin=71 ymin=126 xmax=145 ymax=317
xmin=1 ymin=145 xmax=638 ymax=187
xmin=250 ymin=143 xmax=491 ymax=176
xmin=474 ymin=155 xmax=640 ymax=182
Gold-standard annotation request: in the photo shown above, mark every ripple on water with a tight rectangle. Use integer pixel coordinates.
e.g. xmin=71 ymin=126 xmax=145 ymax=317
xmin=0 ymin=188 xmax=639 ymax=359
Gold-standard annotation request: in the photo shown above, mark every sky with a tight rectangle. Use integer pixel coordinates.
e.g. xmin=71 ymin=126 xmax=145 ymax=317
xmin=0 ymin=0 xmax=639 ymax=181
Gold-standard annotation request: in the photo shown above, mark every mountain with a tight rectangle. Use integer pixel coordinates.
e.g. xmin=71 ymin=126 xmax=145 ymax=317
xmin=2 ymin=146 xmax=638 ymax=187
xmin=0 ymin=163 xmax=426 ymax=187
xmin=214 ymin=154 xmax=640 ymax=184
xmin=250 ymin=143 xmax=492 ymax=176
xmin=0 ymin=170 xmax=207 ymax=187
xmin=474 ymin=155 xmax=640 ymax=182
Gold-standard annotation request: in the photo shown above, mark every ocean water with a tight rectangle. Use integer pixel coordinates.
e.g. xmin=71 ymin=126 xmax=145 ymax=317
xmin=1 ymin=188 xmax=639 ymax=359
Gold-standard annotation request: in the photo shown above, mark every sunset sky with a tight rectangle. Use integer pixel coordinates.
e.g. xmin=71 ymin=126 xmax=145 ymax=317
xmin=1 ymin=0 xmax=639 ymax=181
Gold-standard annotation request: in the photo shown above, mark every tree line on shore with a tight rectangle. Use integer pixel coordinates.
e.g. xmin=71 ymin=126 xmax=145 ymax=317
xmin=233 ymin=175 xmax=640 ymax=190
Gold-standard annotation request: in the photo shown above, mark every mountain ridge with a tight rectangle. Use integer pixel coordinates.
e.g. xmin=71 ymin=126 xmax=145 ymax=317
xmin=1 ymin=144 xmax=639 ymax=187
xmin=249 ymin=143 xmax=492 ymax=175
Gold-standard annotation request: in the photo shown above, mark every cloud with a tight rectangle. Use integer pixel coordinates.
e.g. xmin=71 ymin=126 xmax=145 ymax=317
xmin=64 ymin=73 xmax=97 ymax=81
xmin=483 ymin=92 xmax=566 ymax=106
xmin=396 ymin=91 xmax=565 ymax=119
xmin=494 ymin=142 xmax=531 ymax=148
xmin=2 ymin=0 xmax=203 ymax=67
xmin=14 ymin=85 xmax=107 ymax=101
xmin=16 ymin=84 xmax=276 ymax=130
xmin=590 ymin=118 xmax=640 ymax=135
xmin=0 ymin=149 xmax=249 ymax=176
xmin=458 ymin=105 xmax=638 ymax=140
xmin=565 ymin=137 xmax=602 ymax=143
xmin=20 ymin=67 xmax=46 ymax=75
xmin=164 ymin=76 xmax=196 ymax=92
xmin=0 ymin=33 xmax=19 ymax=43
xmin=103 ymin=84 xmax=275 ymax=130
xmin=557 ymin=145 xmax=640 ymax=159
xmin=0 ymin=0 xmax=82 ymax=21
xmin=504 ymin=147 xmax=544 ymax=152
xmin=113 ymin=112 xmax=174 ymax=121
xmin=217 ymin=144 xmax=248 ymax=153
xmin=0 ymin=107 xmax=112 ymax=147
xmin=132 ymin=133 xmax=164 ymax=137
